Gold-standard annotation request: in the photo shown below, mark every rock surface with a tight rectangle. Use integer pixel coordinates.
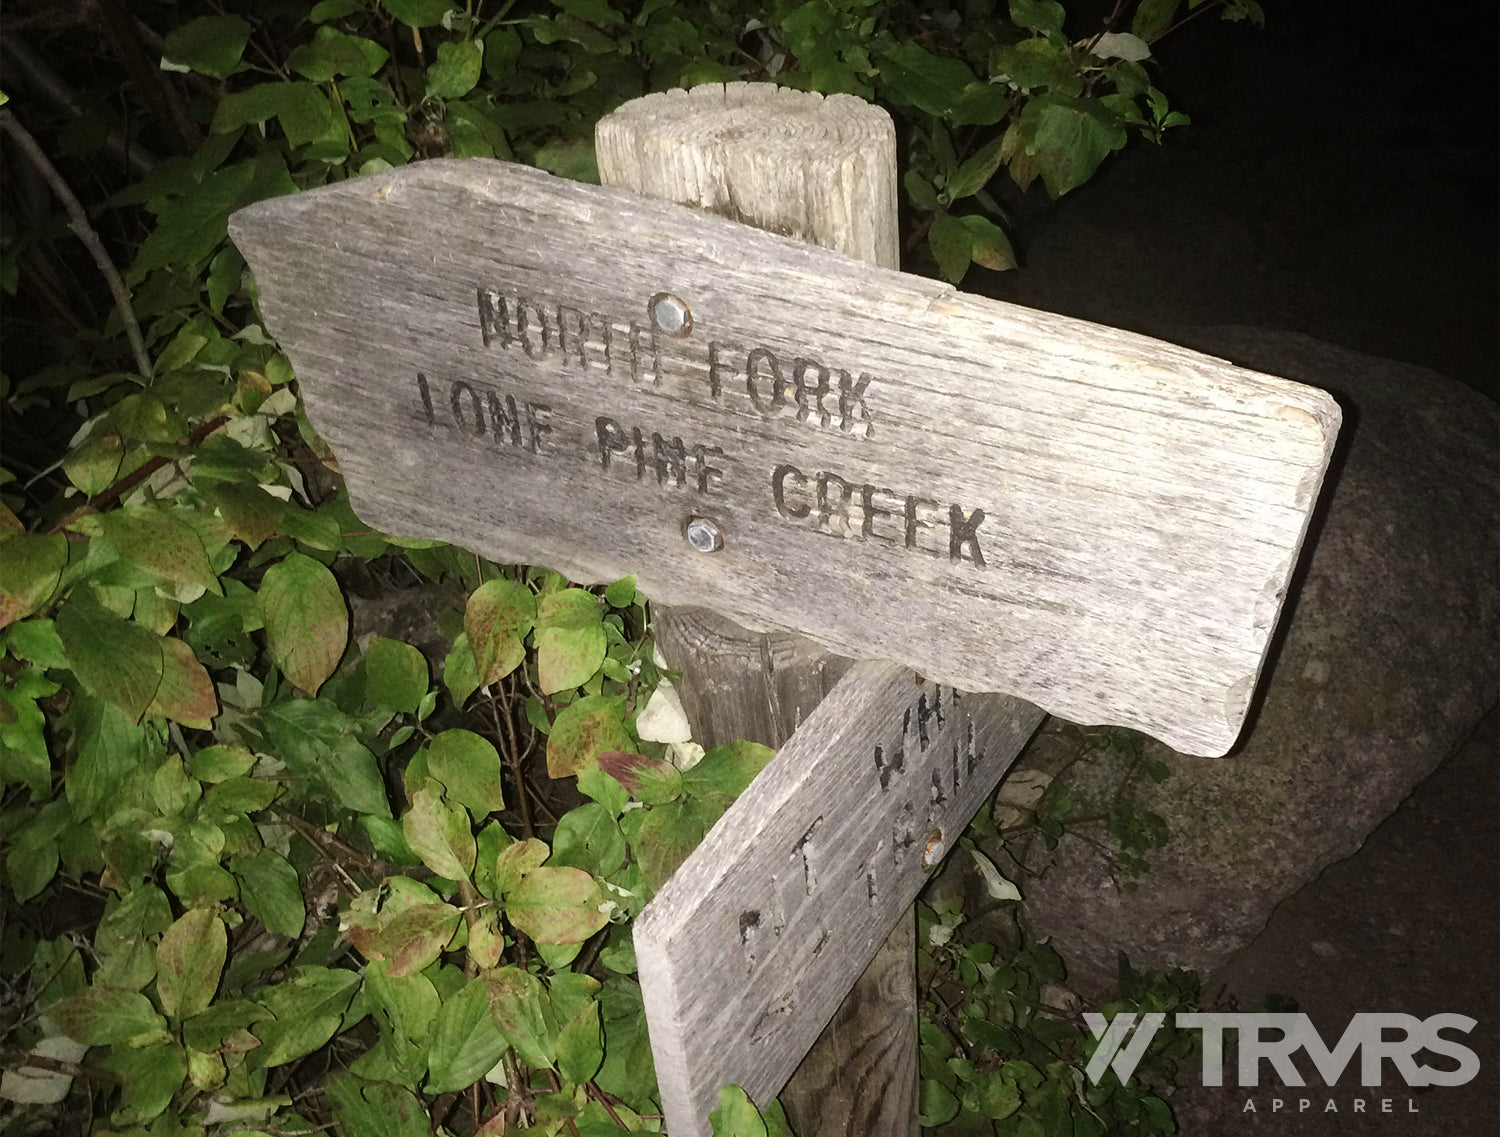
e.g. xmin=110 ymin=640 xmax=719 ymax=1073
xmin=1013 ymin=326 xmax=1499 ymax=991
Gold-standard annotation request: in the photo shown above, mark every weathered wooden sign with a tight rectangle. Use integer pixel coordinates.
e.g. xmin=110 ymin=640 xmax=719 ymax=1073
xmin=634 ymin=661 xmax=1045 ymax=1136
xmin=228 ymin=158 xmax=1338 ymax=756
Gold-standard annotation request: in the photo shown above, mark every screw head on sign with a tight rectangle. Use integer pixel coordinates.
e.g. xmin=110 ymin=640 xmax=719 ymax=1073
xmin=921 ymin=829 xmax=946 ymax=870
xmin=650 ymin=292 xmax=692 ymax=337
xmin=684 ymin=516 xmax=723 ymax=553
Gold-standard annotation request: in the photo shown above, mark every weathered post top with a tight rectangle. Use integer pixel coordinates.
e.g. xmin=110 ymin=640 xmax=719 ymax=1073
xmin=228 ymin=98 xmax=1339 ymax=758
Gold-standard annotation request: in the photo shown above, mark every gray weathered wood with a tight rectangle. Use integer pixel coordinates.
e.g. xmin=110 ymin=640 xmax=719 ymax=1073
xmin=645 ymin=609 xmax=917 ymax=1137
xmin=229 ymin=150 xmax=1338 ymax=756
xmin=598 ymin=86 xmax=919 ymax=1137
xmin=634 ymin=661 xmax=1046 ymax=1137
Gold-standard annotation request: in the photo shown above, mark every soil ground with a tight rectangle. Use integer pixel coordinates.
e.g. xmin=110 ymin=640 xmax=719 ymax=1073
xmin=956 ymin=4 xmax=1499 ymax=1132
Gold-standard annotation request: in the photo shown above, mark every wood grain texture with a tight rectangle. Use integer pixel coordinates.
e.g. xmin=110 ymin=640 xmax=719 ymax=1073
xmin=633 ymin=661 xmax=1046 ymax=1137
xmin=227 ymin=105 xmax=1338 ymax=756
xmin=601 ymin=87 xmax=916 ymax=1137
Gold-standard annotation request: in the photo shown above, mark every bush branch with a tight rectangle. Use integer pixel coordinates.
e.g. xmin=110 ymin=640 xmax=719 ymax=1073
xmin=0 ymin=106 xmax=153 ymax=381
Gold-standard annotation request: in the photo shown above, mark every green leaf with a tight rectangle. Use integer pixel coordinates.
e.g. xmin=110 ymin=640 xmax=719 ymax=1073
xmin=312 ymin=0 xmax=363 ymax=21
xmin=55 ymin=594 xmax=163 ymax=722
xmin=1022 ymin=93 xmax=1128 ymax=197
xmin=1133 ymin=0 xmax=1183 ymax=42
xmin=442 ymin=633 xmax=481 ymax=706
xmin=929 ymin=212 xmax=974 ymax=284
xmin=465 ymin=578 xmax=535 ymax=686
xmin=557 ymin=999 xmax=603 ymax=1085
xmin=536 ymin=587 xmax=604 ymax=694
xmin=952 ymin=82 xmax=1013 ymax=128
xmin=962 ymin=214 xmax=1018 ymax=271
xmin=155 ymin=908 xmax=226 ymax=1020
xmin=104 ymin=1041 xmax=187 ymax=1126
xmin=62 ymin=428 xmax=124 ymax=495
xmin=680 ymin=741 xmax=775 ymax=801
xmin=287 ymin=27 xmax=389 ymax=82
xmin=231 ymin=850 xmax=306 ymax=938
xmin=991 ymin=36 xmax=1080 ymax=95
xmin=602 ymin=576 xmax=635 ymax=607
xmin=0 ymin=533 xmax=66 ymax=630
xmin=260 ymin=698 xmax=391 ymax=817
xmin=595 ymin=976 xmax=654 ymax=1109
xmin=546 ymin=694 xmax=630 ymax=778
xmin=482 ymin=966 xmax=557 ymax=1068
xmin=426 ymin=40 xmax=483 ymax=100
xmin=147 ymin=635 xmax=218 ymax=725
xmin=506 ymin=866 xmax=608 ymax=944
xmin=190 ymin=743 xmax=256 ymax=783
xmin=402 ymin=785 xmax=476 ymax=881
xmin=493 ymin=837 xmax=549 ymax=896
xmin=6 ymin=618 xmax=68 ymax=669
xmin=7 ymin=832 xmax=57 ymax=902
xmin=532 ymin=138 xmax=599 ymax=183
xmin=373 ymin=902 xmax=462 ymax=977
xmin=0 ymin=670 xmax=55 ymax=798
xmin=880 ymin=43 xmax=975 ymax=118
xmin=364 ymin=636 xmax=429 ymax=714
xmin=381 ymin=0 xmax=455 ymax=29
xmin=552 ymin=0 xmax=624 ymax=26
xmin=1010 ymin=0 xmax=1066 ymax=35
xmin=710 ymin=1085 xmax=767 ymax=1137
xmin=947 ymin=134 xmax=1008 ymax=201
xmin=550 ymin=802 xmax=627 ymax=876
xmin=917 ymin=1077 xmax=961 ymax=1126
xmin=53 ymin=985 xmax=167 ymax=1045
xmin=633 ymin=797 xmax=721 ymax=891
xmin=328 ymin=1076 xmax=430 ymax=1137
xmin=425 ymin=977 xmax=508 ymax=1093
xmin=253 ymin=966 xmax=360 ymax=1066
xmin=161 ymin=15 xmax=251 ymax=79
xmin=259 ymin=552 xmax=347 ymax=694
xmin=426 ymin=729 xmax=505 ymax=815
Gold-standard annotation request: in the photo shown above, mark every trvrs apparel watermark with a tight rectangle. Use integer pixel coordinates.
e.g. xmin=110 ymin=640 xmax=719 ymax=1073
xmin=1085 ymin=1012 xmax=1481 ymax=1107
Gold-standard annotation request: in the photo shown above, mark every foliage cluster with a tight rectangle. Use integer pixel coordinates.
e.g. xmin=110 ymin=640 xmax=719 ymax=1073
xmin=1 ymin=1 xmax=1256 ymax=1134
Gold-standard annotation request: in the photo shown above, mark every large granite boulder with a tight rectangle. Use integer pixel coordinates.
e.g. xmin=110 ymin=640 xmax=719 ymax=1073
xmin=1014 ymin=327 xmax=1498 ymax=992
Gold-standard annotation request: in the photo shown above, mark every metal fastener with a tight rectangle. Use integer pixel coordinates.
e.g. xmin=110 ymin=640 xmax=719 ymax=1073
xmin=650 ymin=292 xmax=692 ymax=337
xmin=920 ymin=828 xmax=946 ymax=870
xmin=684 ymin=516 xmax=723 ymax=553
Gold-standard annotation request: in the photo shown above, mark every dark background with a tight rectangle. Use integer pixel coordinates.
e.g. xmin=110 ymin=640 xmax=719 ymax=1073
xmin=970 ymin=2 xmax=1498 ymax=1132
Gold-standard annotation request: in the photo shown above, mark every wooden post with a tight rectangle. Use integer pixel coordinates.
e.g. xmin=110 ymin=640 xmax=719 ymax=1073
xmin=596 ymin=85 xmax=918 ymax=1136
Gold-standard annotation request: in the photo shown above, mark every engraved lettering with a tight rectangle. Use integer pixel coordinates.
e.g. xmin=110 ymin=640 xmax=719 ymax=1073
xmin=905 ymin=494 xmax=939 ymax=552
xmin=746 ymin=346 xmax=787 ymax=415
xmin=526 ymin=402 xmax=552 ymax=454
xmin=949 ymin=505 xmax=987 ymax=566
xmin=651 ymin=433 xmax=687 ymax=487
xmin=586 ymin=313 xmax=614 ymax=375
xmin=693 ymin=444 xmax=724 ymax=494
xmin=839 ymin=372 xmax=874 ymax=437
xmin=707 ymin=340 xmax=735 ymax=399
xmin=477 ymin=288 xmax=516 ymax=349
xmin=450 ymin=381 xmax=485 ymax=436
xmin=486 ymin=391 xmax=521 ymax=447
xmin=772 ymin=464 xmax=810 ymax=519
xmin=416 ymin=372 xmax=435 ymax=425
xmin=555 ymin=304 xmax=588 ymax=370
xmin=817 ymin=470 xmax=855 ymax=534
xmin=794 ymin=817 xmax=822 ymax=896
xmin=629 ymin=322 xmax=658 ymax=385
xmin=791 ymin=358 xmax=833 ymax=427
xmin=517 ymin=298 xmax=550 ymax=359
xmin=893 ymin=801 xmax=917 ymax=862
xmin=873 ymin=742 xmax=904 ymax=791
xmin=596 ymin=416 xmax=628 ymax=470
xmin=861 ymin=484 xmax=898 ymax=543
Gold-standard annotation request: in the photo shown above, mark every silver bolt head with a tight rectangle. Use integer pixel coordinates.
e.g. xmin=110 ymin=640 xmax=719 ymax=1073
xmin=685 ymin=516 xmax=722 ymax=553
xmin=650 ymin=292 xmax=692 ymax=336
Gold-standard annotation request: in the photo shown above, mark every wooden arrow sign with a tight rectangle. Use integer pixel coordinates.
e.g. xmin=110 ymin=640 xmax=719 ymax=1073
xmin=634 ymin=661 xmax=1045 ymax=1136
xmin=228 ymin=158 xmax=1338 ymax=756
